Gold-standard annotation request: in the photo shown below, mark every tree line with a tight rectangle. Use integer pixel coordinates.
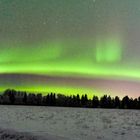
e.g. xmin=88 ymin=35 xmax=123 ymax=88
xmin=0 ymin=89 xmax=140 ymax=109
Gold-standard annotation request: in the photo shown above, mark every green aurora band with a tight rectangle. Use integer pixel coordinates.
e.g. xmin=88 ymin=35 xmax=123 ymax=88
xmin=0 ymin=38 xmax=125 ymax=78
xmin=0 ymin=38 xmax=137 ymax=80
xmin=0 ymin=38 xmax=139 ymax=98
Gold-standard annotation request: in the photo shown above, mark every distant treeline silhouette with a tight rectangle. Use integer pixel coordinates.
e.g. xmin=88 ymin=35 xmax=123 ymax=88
xmin=0 ymin=89 xmax=140 ymax=109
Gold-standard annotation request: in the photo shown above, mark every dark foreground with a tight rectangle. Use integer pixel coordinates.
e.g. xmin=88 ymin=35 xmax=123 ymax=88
xmin=0 ymin=105 xmax=140 ymax=140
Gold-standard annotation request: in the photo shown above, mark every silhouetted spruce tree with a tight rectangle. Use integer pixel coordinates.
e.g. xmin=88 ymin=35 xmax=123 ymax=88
xmin=81 ymin=95 xmax=85 ymax=107
xmin=85 ymin=94 xmax=88 ymax=103
xmin=3 ymin=89 xmax=11 ymax=96
xmin=23 ymin=92 xmax=27 ymax=104
xmin=46 ymin=94 xmax=50 ymax=106
xmin=27 ymin=93 xmax=36 ymax=105
xmin=111 ymin=98 xmax=115 ymax=108
xmin=84 ymin=94 xmax=88 ymax=107
xmin=36 ymin=93 xmax=42 ymax=105
xmin=48 ymin=93 xmax=56 ymax=106
xmin=138 ymin=97 xmax=140 ymax=109
xmin=107 ymin=96 xmax=112 ymax=108
xmin=128 ymin=98 xmax=134 ymax=109
xmin=42 ymin=96 xmax=47 ymax=105
xmin=121 ymin=96 xmax=130 ymax=109
xmin=71 ymin=95 xmax=80 ymax=107
xmin=81 ymin=94 xmax=88 ymax=107
xmin=50 ymin=93 xmax=53 ymax=106
xmin=87 ymin=99 xmax=92 ymax=108
xmin=56 ymin=94 xmax=67 ymax=106
xmin=68 ymin=96 xmax=73 ymax=107
xmin=114 ymin=96 xmax=120 ymax=108
xmin=100 ymin=95 xmax=108 ymax=108
xmin=52 ymin=93 xmax=56 ymax=106
xmin=92 ymin=96 xmax=99 ymax=108
xmin=76 ymin=94 xmax=80 ymax=107
xmin=9 ymin=89 xmax=16 ymax=104
xmin=133 ymin=98 xmax=138 ymax=109
xmin=71 ymin=95 xmax=76 ymax=107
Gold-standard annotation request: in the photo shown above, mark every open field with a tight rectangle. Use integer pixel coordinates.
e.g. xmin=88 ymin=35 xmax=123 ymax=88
xmin=0 ymin=105 xmax=139 ymax=140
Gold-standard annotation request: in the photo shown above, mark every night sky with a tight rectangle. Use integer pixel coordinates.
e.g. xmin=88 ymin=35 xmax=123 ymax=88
xmin=0 ymin=0 xmax=140 ymax=98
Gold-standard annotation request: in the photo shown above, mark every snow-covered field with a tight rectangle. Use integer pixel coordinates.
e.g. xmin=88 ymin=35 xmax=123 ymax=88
xmin=0 ymin=105 xmax=139 ymax=140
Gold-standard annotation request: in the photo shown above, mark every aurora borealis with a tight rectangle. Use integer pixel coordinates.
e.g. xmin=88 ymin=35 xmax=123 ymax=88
xmin=0 ymin=0 xmax=140 ymax=98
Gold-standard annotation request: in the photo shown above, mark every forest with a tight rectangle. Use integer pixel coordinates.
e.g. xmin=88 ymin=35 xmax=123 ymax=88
xmin=0 ymin=89 xmax=140 ymax=109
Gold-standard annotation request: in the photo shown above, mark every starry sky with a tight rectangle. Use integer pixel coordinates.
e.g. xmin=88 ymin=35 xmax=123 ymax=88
xmin=0 ymin=0 xmax=140 ymax=98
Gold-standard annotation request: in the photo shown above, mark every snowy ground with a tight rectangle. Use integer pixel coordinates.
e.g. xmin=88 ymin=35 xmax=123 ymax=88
xmin=0 ymin=105 xmax=139 ymax=140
